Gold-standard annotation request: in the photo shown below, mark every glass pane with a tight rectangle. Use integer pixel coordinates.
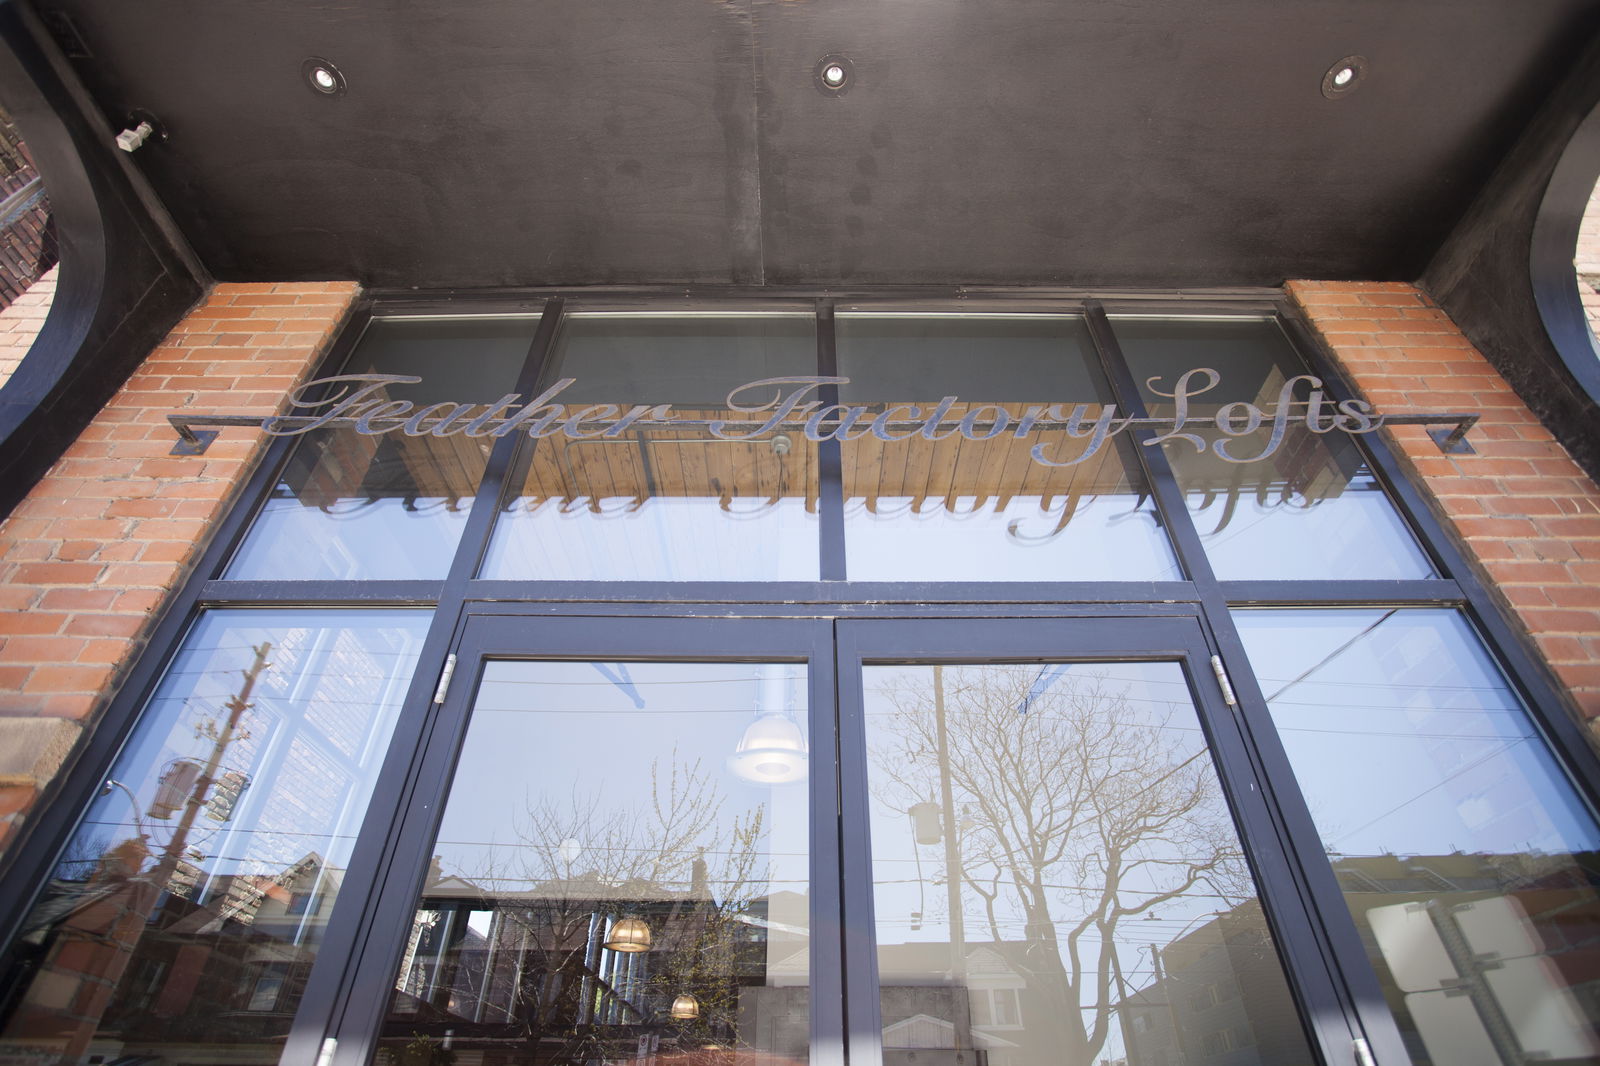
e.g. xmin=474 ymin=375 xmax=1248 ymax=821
xmin=481 ymin=312 xmax=821 ymax=581
xmin=228 ymin=317 xmax=536 ymax=581
xmin=1233 ymin=608 xmax=1600 ymax=1064
xmin=379 ymin=659 xmax=811 ymax=1066
xmin=1113 ymin=317 xmax=1434 ymax=580
xmin=836 ymin=314 xmax=1179 ymax=581
xmin=861 ymin=661 xmax=1315 ymax=1066
xmin=0 ymin=609 xmax=429 ymax=1064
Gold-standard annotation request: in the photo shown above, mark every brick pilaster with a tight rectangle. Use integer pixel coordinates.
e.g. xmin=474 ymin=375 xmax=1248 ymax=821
xmin=0 ymin=282 xmax=357 ymax=852
xmin=1289 ymin=281 xmax=1600 ymax=726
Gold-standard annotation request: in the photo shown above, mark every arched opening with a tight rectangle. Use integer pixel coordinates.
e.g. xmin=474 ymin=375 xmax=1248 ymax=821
xmin=0 ymin=106 xmax=56 ymax=389
xmin=1532 ymin=97 xmax=1600 ymax=406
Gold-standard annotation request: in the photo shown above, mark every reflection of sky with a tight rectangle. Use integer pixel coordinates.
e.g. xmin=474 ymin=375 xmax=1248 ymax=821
xmin=482 ymin=498 xmax=819 ymax=581
xmin=230 ymin=495 xmax=473 ymax=581
xmin=1233 ymin=608 xmax=1600 ymax=858
xmin=845 ymin=495 xmax=1180 ymax=582
xmin=65 ymin=610 xmax=428 ymax=888
xmin=1186 ymin=472 xmax=1433 ymax=581
xmin=433 ymin=660 xmax=811 ymax=909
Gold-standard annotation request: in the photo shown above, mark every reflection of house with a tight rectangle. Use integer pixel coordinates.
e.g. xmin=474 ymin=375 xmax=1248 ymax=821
xmin=877 ymin=942 xmax=1039 ymax=1066
xmin=1113 ymin=903 xmax=1305 ymax=1066
xmin=1328 ymin=851 xmax=1600 ymax=1065
xmin=1 ymin=847 xmax=337 ymax=1064
xmin=387 ymin=866 xmax=809 ymax=1066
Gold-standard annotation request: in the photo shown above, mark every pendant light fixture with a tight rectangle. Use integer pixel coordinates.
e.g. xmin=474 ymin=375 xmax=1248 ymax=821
xmin=604 ymin=915 xmax=652 ymax=953
xmin=728 ymin=666 xmax=808 ymax=784
xmin=670 ymin=993 xmax=701 ymax=1020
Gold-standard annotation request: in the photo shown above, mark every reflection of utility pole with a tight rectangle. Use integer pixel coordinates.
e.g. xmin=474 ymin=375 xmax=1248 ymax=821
xmin=1108 ymin=938 xmax=1140 ymax=1066
xmin=1146 ymin=945 xmax=1185 ymax=1066
xmin=932 ymin=667 xmax=965 ymax=959
xmin=931 ymin=666 xmax=971 ymax=1053
xmin=58 ymin=642 xmax=272 ymax=1062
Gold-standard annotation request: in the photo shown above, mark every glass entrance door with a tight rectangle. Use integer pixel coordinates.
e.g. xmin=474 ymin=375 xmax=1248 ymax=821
xmin=327 ymin=616 xmax=842 ymax=1066
xmin=327 ymin=615 xmax=1355 ymax=1066
xmin=835 ymin=619 xmax=1341 ymax=1066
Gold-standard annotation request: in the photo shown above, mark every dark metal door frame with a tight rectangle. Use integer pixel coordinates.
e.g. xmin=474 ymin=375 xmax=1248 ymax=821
xmin=310 ymin=607 xmax=1411 ymax=1066
xmin=321 ymin=613 xmax=840 ymax=1066
xmin=834 ymin=616 xmax=1383 ymax=1066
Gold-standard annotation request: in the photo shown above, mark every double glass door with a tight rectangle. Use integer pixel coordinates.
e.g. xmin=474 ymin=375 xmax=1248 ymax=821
xmin=328 ymin=613 xmax=1348 ymax=1066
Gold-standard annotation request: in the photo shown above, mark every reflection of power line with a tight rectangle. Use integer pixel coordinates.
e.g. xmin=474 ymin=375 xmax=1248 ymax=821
xmin=1267 ymin=701 xmax=1523 ymax=716
xmin=870 ymin=875 xmax=1246 ymax=900
xmin=433 ymin=840 xmax=807 ymax=857
xmin=1276 ymin=727 xmax=1533 ymax=741
xmin=1329 ymin=736 xmax=1532 ymax=849
xmin=1263 ymin=609 xmax=1396 ymax=703
xmin=476 ymin=676 xmax=807 ymax=687
xmin=1255 ymin=674 xmax=1513 ymax=695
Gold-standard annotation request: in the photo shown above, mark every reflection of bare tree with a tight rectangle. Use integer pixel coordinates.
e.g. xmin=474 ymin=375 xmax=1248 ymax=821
xmin=871 ymin=666 xmax=1247 ymax=1066
xmin=514 ymin=754 xmax=764 ymax=900
xmin=402 ymin=753 xmax=771 ymax=1061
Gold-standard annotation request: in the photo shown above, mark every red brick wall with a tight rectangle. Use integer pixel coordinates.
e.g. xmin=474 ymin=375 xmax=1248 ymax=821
xmin=0 ymin=282 xmax=357 ymax=849
xmin=1289 ymin=281 xmax=1600 ymax=726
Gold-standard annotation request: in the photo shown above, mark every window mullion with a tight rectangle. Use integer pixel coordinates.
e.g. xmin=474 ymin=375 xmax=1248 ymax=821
xmin=1081 ymin=301 xmax=1217 ymax=588
xmin=817 ymin=299 xmax=847 ymax=580
xmin=444 ymin=295 xmax=567 ymax=587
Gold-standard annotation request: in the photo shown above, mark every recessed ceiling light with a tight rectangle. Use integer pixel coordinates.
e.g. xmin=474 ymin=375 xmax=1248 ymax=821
xmin=814 ymin=54 xmax=854 ymax=96
xmin=1322 ymin=55 xmax=1367 ymax=99
xmin=302 ymin=57 xmax=346 ymax=97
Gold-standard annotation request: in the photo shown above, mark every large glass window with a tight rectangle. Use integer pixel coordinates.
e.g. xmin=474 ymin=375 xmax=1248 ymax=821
xmin=228 ymin=318 xmax=536 ymax=581
xmin=0 ymin=609 xmax=429 ymax=1064
xmin=1114 ymin=317 xmax=1435 ymax=581
xmin=1234 ymin=608 xmax=1600 ymax=1064
xmin=481 ymin=312 xmax=821 ymax=581
xmin=836 ymin=313 xmax=1179 ymax=582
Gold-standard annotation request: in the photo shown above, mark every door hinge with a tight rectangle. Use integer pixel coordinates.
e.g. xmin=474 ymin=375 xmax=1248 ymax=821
xmin=1209 ymin=655 xmax=1238 ymax=707
xmin=1352 ymin=1036 xmax=1375 ymax=1066
xmin=433 ymin=653 xmax=458 ymax=705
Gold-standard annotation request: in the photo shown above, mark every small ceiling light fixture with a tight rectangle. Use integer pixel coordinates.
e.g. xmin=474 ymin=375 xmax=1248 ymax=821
xmin=670 ymin=994 xmax=701 ymax=1020
xmin=1321 ymin=55 xmax=1367 ymax=99
xmin=302 ymin=57 xmax=347 ymax=97
xmin=604 ymin=915 xmax=652 ymax=953
xmin=814 ymin=54 xmax=855 ymax=96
